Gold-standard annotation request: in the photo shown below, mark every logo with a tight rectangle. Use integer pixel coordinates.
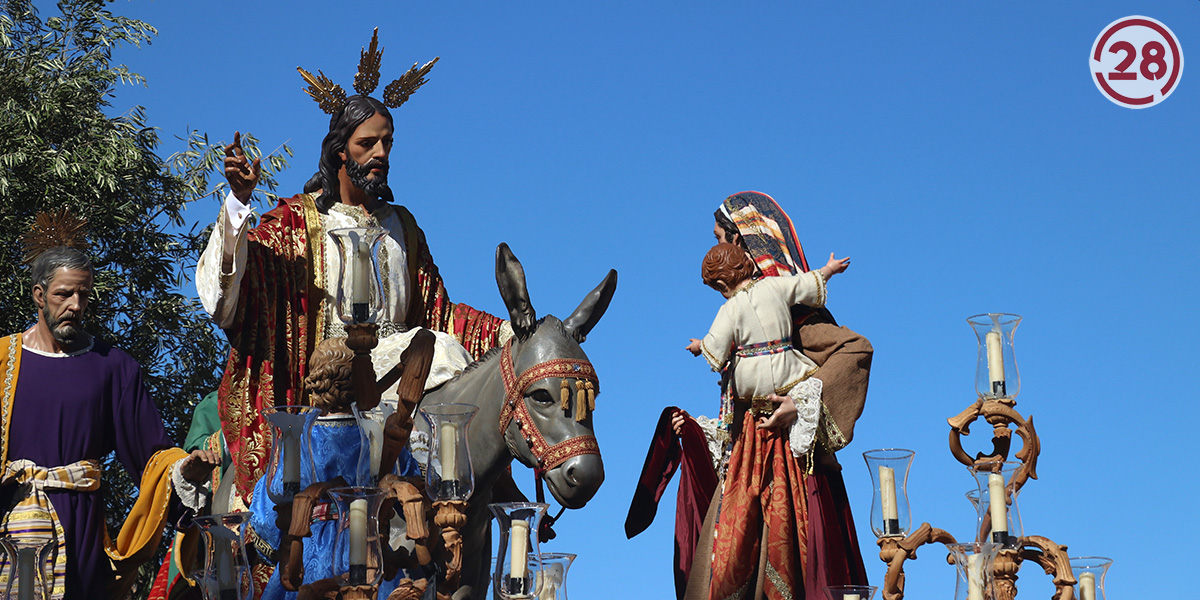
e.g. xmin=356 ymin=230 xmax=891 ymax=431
xmin=1090 ymin=16 xmax=1183 ymax=108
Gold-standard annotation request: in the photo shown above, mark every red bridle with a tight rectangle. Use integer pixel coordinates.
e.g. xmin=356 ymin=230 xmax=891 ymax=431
xmin=497 ymin=340 xmax=600 ymax=471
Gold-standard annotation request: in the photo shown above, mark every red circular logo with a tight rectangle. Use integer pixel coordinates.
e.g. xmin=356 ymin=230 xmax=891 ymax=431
xmin=1090 ymin=16 xmax=1183 ymax=108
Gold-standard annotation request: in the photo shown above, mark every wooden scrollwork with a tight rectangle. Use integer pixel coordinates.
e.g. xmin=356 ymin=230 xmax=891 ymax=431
xmin=1017 ymin=536 xmax=1077 ymax=600
xmin=948 ymin=399 xmax=1041 ymax=494
xmin=877 ymin=523 xmax=957 ymax=600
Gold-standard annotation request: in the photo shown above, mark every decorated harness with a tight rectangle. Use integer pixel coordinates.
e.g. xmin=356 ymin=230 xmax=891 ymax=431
xmin=497 ymin=340 xmax=600 ymax=471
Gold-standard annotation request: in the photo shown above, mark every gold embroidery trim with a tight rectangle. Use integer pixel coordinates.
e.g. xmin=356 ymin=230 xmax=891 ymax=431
xmin=301 ymin=193 xmax=327 ymax=347
xmin=0 ymin=334 xmax=20 ymax=469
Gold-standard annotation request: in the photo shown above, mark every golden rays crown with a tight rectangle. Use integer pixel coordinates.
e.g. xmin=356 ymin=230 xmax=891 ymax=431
xmin=297 ymin=28 xmax=440 ymax=114
xmin=21 ymin=209 xmax=89 ymax=264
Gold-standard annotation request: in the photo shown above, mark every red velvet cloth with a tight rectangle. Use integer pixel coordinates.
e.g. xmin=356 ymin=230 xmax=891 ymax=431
xmin=626 ymin=407 xmax=718 ymax=600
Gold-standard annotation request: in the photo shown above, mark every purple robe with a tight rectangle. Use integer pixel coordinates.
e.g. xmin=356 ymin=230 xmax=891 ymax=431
xmin=1 ymin=338 xmax=175 ymax=598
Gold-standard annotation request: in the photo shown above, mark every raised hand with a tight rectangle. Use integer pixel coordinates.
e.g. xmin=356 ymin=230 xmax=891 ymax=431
xmin=224 ymin=131 xmax=261 ymax=204
xmin=820 ymin=252 xmax=851 ymax=279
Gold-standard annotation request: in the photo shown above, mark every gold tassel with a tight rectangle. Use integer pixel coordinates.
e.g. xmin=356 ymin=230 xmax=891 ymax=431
xmin=586 ymin=381 xmax=595 ymax=411
xmin=560 ymin=379 xmax=571 ymax=411
xmin=575 ymin=380 xmax=587 ymax=422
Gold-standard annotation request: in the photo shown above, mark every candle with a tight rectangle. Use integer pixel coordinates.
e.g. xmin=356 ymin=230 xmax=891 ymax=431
xmin=879 ymin=466 xmax=898 ymax=519
xmin=985 ymin=329 xmax=1006 ymax=396
xmin=987 ymin=473 xmax=1008 ymax=541
xmin=967 ymin=553 xmax=983 ymax=600
xmin=348 ymin=498 xmax=367 ymax=568
xmin=510 ymin=520 xmax=530 ymax=579
xmin=1079 ymin=572 xmax=1096 ymax=600
xmin=282 ymin=433 xmax=301 ymax=486
xmin=362 ymin=418 xmax=383 ymax=479
xmin=352 ymin=235 xmax=370 ymax=306
xmin=440 ymin=421 xmax=460 ymax=482
xmin=215 ymin=543 xmax=237 ymax=592
xmin=843 ymin=595 xmax=860 ymax=600
xmin=16 ymin=547 xmax=35 ymax=600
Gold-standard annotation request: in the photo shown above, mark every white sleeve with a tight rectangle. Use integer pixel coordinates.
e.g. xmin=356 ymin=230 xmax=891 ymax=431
xmin=777 ymin=270 xmax=827 ymax=309
xmin=170 ymin=456 xmax=212 ymax=512
xmin=700 ymin=302 xmax=736 ymax=371
xmin=196 ymin=192 xmax=252 ymax=329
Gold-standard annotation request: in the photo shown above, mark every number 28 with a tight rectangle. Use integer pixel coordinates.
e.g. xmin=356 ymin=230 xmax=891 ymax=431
xmin=1108 ymin=40 xmax=1168 ymax=81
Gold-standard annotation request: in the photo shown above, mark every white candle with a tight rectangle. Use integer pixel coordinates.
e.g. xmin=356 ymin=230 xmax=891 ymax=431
xmin=987 ymin=473 xmax=1007 ymax=537
xmin=348 ymin=498 xmax=368 ymax=566
xmin=879 ymin=466 xmax=898 ymax=521
xmin=16 ymin=547 xmax=35 ymax=600
xmin=282 ymin=434 xmax=301 ymax=485
xmin=362 ymin=419 xmax=383 ymax=479
xmin=215 ymin=544 xmax=236 ymax=591
xmin=967 ymin=553 xmax=983 ymax=600
xmin=440 ymin=422 xmax=460 ymax=481
xmin=352 ymin=236 xmax=370 ymax=307
xmin=844 ymin=595 xmax=860 ymax=600
xmin=985 ymin=330 xmax=1005 ymax=395
xmin=1079 ymin=572 xmax=1096 ymax=600
xmin=510 ymin=520 xmax=529 ymax=579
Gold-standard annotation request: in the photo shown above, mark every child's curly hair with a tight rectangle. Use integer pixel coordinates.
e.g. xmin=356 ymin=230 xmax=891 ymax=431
xmin=304 ymin=337 xmax=356 ymax=413
xmin=702 ymin=242 xmax=755 ymax=294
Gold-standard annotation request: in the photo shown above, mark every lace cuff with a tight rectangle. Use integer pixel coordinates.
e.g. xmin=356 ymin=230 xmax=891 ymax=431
xmin=787 ymin=377 xmax=823 ymax=457
xmin=693 ymin=415 xmax=729 ymax=474
xmin=170 ymin=456 xmax=212 ymax=513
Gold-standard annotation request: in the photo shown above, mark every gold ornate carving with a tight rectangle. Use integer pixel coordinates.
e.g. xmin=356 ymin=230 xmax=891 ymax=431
xmin=876 ymin=523 xmax=957 ymax=600
xmin=297 ymin=67 xmax=348 ymax=115
xmin=298 ymin=29 xmax=438 ymax=114
xmin=355 ymin=28 xmax=384 ymax=96
xmin=382 ymin=57 xmax=440 ymax=109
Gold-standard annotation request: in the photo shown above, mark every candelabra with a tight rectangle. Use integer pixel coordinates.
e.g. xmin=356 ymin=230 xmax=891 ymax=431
xmin=863 ymin=313 xmax=1111 ymax=600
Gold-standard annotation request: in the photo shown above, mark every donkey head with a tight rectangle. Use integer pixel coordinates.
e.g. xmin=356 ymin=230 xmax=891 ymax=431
xmin=496 ymin=243 xmax=617 ymax=507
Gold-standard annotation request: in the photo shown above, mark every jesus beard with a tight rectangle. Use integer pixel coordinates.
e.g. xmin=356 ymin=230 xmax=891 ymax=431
xmin=345 ymin=156 xmax=390 ymax=199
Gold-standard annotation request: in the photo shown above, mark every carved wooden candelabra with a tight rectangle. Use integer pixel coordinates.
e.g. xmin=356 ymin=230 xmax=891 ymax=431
xmin=869 ymin=314 xmax=1089 ymax=600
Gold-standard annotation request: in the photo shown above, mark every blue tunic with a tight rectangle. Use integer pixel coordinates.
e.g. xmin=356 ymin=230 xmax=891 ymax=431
xmin=249 ymin=414 xmax=421 ymax=599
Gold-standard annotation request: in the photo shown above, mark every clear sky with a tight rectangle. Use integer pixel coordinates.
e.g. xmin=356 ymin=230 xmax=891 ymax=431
xmin=102 ymin=1 xmax=1197 ymax=597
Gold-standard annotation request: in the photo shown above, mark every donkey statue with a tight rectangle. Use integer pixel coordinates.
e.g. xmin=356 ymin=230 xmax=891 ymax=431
xmin=415 ymin=243 xmax=617 ymax=600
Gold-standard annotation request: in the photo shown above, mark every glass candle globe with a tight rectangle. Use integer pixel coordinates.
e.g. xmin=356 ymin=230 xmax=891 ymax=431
xmin=967 ymin=313 xmax=1021 ymax=400
xmin=489 ymin=502 xmax=549 ymax=599
xmin=825 ymin=585 xmax=877 ymax=600
xmin=0 ymin=536 xmax=54 ymax=600
xmin=863 ymin=448 xmax=914 ymax=537
xmin=192 ymin=512 xmax=255 ymax=600
xmin=946 ymin=542 xmax=1000 ymax=600
xmin=1070 ymin=556 xmax=1112 ymax=600
xmin=263 ymin=405 xmax=319 ymax=503
xmin=420 ymin=403 xmax=478 ymax=502
xmin=327 ymin=227 xmax=388 ymax=324
xmin=328 ymin=487 xmax=387 ymax=588
xmin=968 ymin=461 xmax=1023 ymax=547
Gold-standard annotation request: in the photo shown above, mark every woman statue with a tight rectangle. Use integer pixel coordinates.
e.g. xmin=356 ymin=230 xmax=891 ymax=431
xmin=673 ymin=191 xmax=872 ymax=600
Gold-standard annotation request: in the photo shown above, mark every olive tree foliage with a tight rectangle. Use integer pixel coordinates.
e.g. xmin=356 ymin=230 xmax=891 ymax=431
xmin=0 ymin=0 xmax=290 ymax=593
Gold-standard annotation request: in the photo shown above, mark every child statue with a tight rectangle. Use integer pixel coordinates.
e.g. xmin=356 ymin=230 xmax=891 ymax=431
xmin=686 ymin=242 xmax=850 ymax=459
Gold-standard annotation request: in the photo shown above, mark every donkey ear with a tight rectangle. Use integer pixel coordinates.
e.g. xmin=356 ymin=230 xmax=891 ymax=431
xmin=564 ymin=269 xmax=617 ymax=343
xmin=496 ymin=243 xmax=536 ymax=337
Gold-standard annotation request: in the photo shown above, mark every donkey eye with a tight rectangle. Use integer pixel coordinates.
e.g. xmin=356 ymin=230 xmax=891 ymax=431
xmin=529 ymin=389 xmax=555 ymax=405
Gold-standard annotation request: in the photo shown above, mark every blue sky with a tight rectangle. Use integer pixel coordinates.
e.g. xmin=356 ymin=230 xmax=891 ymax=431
xmin=103 ymin=1 xmax=1198 ymax=597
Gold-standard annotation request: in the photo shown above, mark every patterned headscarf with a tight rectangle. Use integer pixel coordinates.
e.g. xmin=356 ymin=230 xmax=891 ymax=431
xmin=718 ymin=191 xmax=809 ymax=277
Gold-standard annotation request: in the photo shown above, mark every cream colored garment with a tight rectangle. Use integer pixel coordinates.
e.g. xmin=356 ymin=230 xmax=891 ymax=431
xmin=697 ymin=271 xmax=828 ymax=458
xmin=699 ymin=270 xmax=827 ymax=399
xmin=196 ymin=192 xmax=471 ymax=402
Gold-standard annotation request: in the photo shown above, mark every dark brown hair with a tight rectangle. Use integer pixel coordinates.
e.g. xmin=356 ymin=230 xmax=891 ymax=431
xmin=305 ymin=337 xmax=356 ymax=413
xmin=702 ymin=243 xmax=755 ymax=293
